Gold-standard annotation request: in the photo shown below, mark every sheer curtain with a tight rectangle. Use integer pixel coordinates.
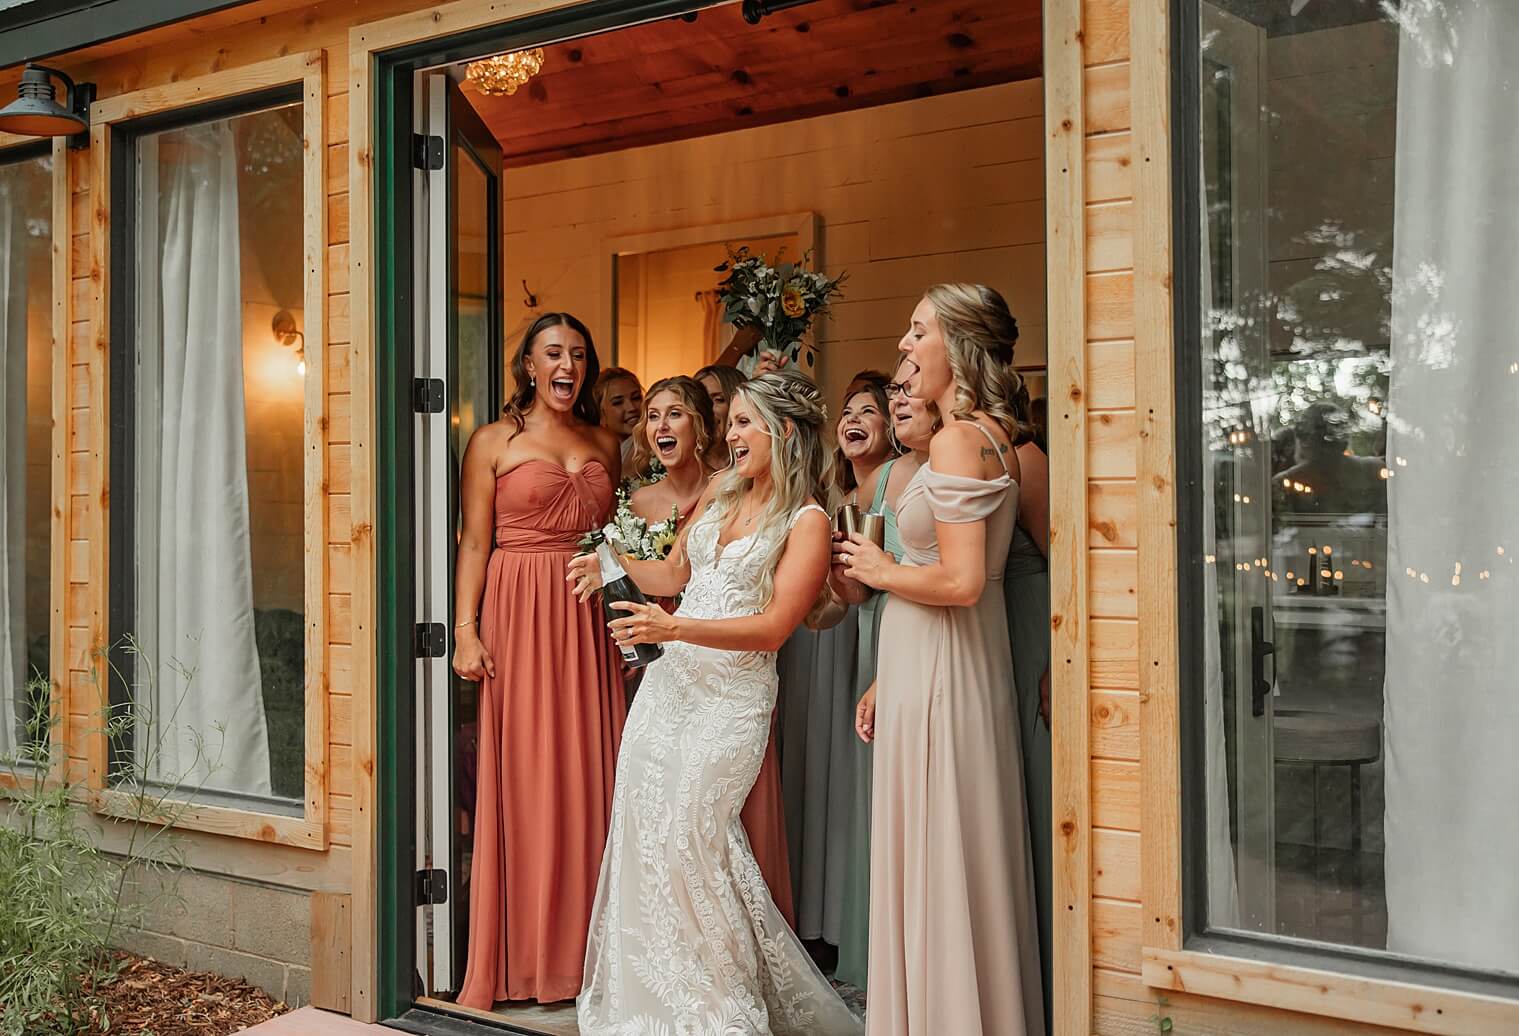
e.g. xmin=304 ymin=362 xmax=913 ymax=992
xmin=0 ymin=189 xmax=27 ymax=756
xmin=136 ymin=124 xmax=271 ymax=796
xmin=1199 ymin=170 xmax=1241 ymax=930
xmin=1385 ymin=0 xmax=1519 ymax=974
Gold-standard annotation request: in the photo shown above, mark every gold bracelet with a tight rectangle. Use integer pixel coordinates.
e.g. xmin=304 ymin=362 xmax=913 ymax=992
xmin=454 ymin=617 xmax=476 ymax=628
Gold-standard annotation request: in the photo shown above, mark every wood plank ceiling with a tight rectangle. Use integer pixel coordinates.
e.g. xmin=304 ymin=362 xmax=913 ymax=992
xmin=459 ymin=0 xmax=1042 ymax=166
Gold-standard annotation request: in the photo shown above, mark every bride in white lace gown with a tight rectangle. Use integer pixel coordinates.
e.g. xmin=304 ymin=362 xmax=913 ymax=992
xmin=569 ymin=371 xmax=863 ymax=1036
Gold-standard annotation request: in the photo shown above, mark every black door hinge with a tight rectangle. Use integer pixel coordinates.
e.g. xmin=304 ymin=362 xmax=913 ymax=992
xmin=412 ymin=377 xmax=445 ymax=413
xmin=414 ymin=622 xmax=447 ymax=659
xmin=415 ymin=868 xmax=449 ymax=905
xmin=412 ymin=133 xmax=444 ymax=171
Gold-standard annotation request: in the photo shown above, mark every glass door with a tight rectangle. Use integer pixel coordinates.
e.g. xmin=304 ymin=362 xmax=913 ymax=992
xmin=414 ymin=70 xmax=502 ymax=998
xmin=1199 ymin=0 xmax=1274 ymax=933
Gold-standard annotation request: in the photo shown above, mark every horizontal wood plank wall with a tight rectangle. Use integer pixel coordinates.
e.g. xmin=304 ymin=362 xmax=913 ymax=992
xmin=1079 ymin=0 xmax=1146 ymax=1029
xmin=53 ymin=0 xmax=438 ymax=873
xmin=498 ymin=79 xmax=1047 ymax=411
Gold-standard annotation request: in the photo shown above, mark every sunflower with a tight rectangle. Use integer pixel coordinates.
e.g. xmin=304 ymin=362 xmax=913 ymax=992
xmin=781 ymin=282 xmax=807 ymax=318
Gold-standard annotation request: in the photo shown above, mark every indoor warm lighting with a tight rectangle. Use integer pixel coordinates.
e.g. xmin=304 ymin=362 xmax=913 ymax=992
xmin=466 ymin=49 xmax=546 ymax=96
xmin=272 ymin=309 xmax=306 ymax=377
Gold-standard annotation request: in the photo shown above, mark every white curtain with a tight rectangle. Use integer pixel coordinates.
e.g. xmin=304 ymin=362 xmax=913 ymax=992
xmin=1385 ymin=0 xmax=1519 ymax=974
xmin=0 ymin=187 xmax=27 ymax=757
xmin=1199 ymin=162 xmax=1241 ymax=930
xmin=136 ymin=125 xmax=271 ymax=796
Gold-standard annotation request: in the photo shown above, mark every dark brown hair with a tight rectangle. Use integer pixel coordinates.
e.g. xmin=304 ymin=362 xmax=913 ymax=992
xmin=833 ymin=370 xmax=901 ymax=493
xmin=503 ymin=312 xmax=600 ymax=439
xmin=693 ymin=363 xmax=747 ymax=404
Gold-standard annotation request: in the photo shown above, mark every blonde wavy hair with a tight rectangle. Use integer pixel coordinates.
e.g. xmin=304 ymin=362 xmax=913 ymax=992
xmin=627 ymin=375 xmax=718 ymax=478
xmin=923 ymin=283 xmax=1033 ymax=444
xmin=708 ymin=369 xmax=834 ymax=611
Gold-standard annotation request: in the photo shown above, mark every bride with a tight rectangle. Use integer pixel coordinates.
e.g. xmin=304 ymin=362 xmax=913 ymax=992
xmin=568 ymin=370 xmax=863 ymax=1035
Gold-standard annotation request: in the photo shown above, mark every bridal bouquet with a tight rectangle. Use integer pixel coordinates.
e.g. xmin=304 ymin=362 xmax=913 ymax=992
xmin=581 ymin=485 xmax=680 ymax=561
xmin=715 ymin=245 xmax=845 ymax=371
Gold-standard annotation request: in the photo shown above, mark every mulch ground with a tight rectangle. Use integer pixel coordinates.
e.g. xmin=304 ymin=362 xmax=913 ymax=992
xmin=90 ymin=953 xmax=290 ymax=1035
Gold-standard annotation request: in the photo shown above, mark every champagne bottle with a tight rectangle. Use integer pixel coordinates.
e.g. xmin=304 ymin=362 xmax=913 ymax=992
xmin=590 ymin=533 xmax=664 ymax=669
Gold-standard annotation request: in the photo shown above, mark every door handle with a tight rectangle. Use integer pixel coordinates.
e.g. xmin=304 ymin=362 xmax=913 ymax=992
xmin=1251 ymin=605 xmax=1274 ymax=717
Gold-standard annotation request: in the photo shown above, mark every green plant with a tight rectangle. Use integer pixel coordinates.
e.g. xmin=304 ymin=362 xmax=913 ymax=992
xmin=0 ymin=639 xmax=221 ymax=1035
xmin=1151 ymin=993 xmax=1174 ymax=1033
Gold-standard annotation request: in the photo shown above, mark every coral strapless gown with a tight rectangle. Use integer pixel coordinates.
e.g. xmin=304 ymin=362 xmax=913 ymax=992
xmin=458 ymin=460 xmax=627 ymax=1008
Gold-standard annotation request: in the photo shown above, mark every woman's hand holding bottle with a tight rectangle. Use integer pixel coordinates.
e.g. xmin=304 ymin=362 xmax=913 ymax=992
xmin=567 ymin=552 xmax=604 ymax=602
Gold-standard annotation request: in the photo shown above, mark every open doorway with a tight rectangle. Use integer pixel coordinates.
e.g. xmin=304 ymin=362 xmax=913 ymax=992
xmin=384 ymin=1 xmax=1047 ymax=1031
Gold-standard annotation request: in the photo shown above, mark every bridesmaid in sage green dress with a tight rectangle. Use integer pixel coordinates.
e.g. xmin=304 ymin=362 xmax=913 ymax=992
xmin=832 ymin=366 xmax=921 ymax=990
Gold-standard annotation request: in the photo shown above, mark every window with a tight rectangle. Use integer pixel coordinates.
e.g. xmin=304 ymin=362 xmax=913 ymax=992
xmin=112 ymin=93 xmax=308 ymax=812
xmin=0 ymin=147 xmax=53 ymax=760
xmin=1182 ymin=0 xmax=1519 ymax=984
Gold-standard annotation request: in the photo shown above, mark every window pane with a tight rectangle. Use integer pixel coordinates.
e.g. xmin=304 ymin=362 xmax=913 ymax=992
xmin=127 ymin=102 xmax=306 ymax=808
xmin=0 ymin=152 xmax=53 ymax=758
xmin=1194 ymin=0 xmax=1519 ymax=978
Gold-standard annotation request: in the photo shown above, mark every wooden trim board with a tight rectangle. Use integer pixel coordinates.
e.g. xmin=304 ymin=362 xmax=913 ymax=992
xmin=1145 ymin=948 xmax=1519 ymax=1036
xmin=83 ymin=50 xmax=330 ymax=850
xmin=1044 ymin=0 xmax=1092 ymax=1031
xmin=1130 ymin=0 xmax=1183 ymax=955
xmin=346 ymin=0 xmax=588 ymax=1018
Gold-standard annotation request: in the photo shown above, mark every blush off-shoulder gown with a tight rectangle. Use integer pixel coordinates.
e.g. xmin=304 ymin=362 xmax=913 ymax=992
xmin=867 ymin=432 xmax=1045 ymax=1036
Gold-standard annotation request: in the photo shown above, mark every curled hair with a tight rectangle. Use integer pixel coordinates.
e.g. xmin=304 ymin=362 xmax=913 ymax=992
xmin=592 ymin=366 xmax=642 ymax=414
xmin=503 ymin=312 xmax=600 ymax=439
xmin=628 ymin=375 xmax=718 ymax=478
xmin=923 ymin=283 xmax=1032 ymax=445
xmin=833 ymin=369 xmax=901 ymax=493
xmin=710 ymin=369 xmax=833 ymax=612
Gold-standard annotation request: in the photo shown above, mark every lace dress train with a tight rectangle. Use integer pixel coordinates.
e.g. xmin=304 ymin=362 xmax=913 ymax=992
xmin=577 ymin=505 xmax=862 ymax=1036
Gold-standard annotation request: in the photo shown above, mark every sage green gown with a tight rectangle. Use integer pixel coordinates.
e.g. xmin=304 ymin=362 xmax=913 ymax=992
xmin=1004 ymin=520 xmax=1052 ymax=1029
xmin=834 ymin=459 xmax=901 ymax=990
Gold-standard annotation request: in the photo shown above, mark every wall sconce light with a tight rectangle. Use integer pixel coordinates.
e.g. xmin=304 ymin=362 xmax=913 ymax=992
xmin=0 ymin=65 xmax=95 ymax=145
xmin=272 ymin=309 xmax=306 ymax=376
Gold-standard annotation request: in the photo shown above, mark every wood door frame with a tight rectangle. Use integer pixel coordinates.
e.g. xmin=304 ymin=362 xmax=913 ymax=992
xmin=347 ymin=0 xmax=721 ymax=1020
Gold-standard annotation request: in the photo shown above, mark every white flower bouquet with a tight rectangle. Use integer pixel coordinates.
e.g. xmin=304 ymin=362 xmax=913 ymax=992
xmin=581 ymin=485 xmax=680 ymax=561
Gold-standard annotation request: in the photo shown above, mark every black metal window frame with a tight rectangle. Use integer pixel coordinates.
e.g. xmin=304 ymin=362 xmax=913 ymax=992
xmin=105 ymin=82 xmax=306 ymax=813
xmin=1171 ymin=0 xmax=1519 ymax=1002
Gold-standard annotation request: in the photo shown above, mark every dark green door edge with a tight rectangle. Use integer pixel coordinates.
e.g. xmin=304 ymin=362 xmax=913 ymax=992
xmin=368 ymin=0 xmax=817 ymax=1024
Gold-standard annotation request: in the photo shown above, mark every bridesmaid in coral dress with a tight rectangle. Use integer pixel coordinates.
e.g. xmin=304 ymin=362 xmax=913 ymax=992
xmin=453 ymin=313 xmax=626 ymax=1009
xmin=625 ymin=373 xmax=796 ymax=924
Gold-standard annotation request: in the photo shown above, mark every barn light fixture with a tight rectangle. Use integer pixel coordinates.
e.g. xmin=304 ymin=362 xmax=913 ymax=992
xmin=0 ymin=64 xmax=94 ymax=142
xmin=466 ymin=48 xmax=546 ymax=96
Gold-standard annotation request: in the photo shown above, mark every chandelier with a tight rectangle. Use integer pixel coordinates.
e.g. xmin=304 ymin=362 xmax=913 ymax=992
xmin=466 ymin=48 xmax=546 ymax=96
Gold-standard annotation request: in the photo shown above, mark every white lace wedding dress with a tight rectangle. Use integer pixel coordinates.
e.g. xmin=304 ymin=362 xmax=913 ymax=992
xmin=577 ymin=503 xmax=863 ymax=1036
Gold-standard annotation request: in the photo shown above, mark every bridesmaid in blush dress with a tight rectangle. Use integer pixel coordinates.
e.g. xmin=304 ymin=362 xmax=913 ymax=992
xmin=839 ymin=285 xmax=1044 ymax=1036
xmin=453 ymin=313 xmax=626 ymax=1009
